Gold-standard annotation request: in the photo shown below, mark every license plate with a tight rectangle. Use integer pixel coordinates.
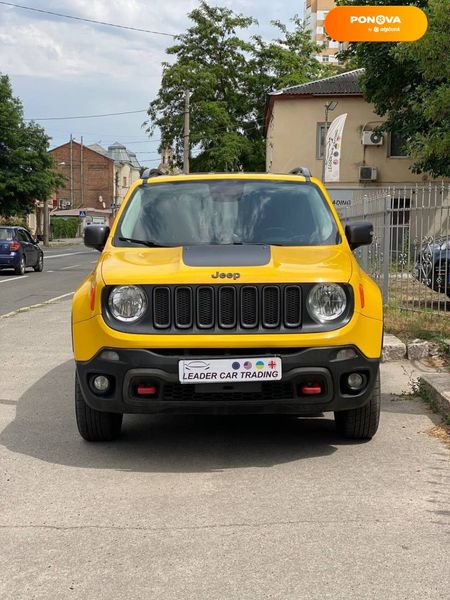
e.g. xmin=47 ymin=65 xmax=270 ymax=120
xmin=179 ymin=357 xmax=282 ymax=384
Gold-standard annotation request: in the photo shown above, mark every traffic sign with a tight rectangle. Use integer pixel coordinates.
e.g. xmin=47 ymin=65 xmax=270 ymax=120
xmin=79 ymin=210 xmax=87 ymax=217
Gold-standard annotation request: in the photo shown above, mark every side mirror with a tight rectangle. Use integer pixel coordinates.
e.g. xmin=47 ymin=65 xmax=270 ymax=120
xmin=345 ymin=221 xmax=373 ymax=251
xmin=84 ymin=225 xmax=110 ymax=252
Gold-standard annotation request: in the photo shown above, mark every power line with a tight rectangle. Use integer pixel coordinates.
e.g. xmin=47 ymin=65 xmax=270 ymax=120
xmin=26 ymin=109 xmax=147 ymax=121
xmin=0 ymin=1 xmax=176 ymax=37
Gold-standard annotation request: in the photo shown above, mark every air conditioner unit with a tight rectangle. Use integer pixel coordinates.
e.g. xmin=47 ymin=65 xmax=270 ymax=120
xmin=359 ymin=166 xmax=378 ymax=182
xmin=362 ymin=130 xmax=384 ymax=146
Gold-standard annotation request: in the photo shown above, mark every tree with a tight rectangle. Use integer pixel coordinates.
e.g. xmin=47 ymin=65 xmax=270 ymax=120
xmin=0 ymin=74 xmax=64 ymax=217
xmin=339 ymin=0 xmax=450 ymax=177
xmin=146 ymin=2 xmax=332 ymax=172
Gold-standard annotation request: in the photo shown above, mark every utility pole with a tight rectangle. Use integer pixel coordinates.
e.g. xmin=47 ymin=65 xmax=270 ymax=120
xmin=80 ymin=135 xmax=84 ymax=207
xmin=114 ymin=170 xmax=119 ymax=217
xmin=69 ymin=134 xmax=74 ymax=207
xmin=183 ymin=90 xmax=190 ymax=174
xmin=43 ymin=198 xmax=49 ymax=247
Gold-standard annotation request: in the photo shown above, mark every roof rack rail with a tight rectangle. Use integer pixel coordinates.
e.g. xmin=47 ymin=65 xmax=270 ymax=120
xmin=141 ymin=168 xmax=164 ymax=179
xmin=289 ymin=167 xmax=311 ymax=181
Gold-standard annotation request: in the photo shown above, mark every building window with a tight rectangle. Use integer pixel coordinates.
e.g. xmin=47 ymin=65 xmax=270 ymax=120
xmin=317 ymin=10 xmax=328 ymax=21
xmin=122 ymin=176 xmax=127 ymax=187
xmin=389 ymin=131 xmax=408 ymax=157
xmin=322 ymin=55 xmax=329 ymax=63
xmin=316 ymin=26 xmax=324 ymax=34
xmin=316 ymin=123 xmax=327 ymax=160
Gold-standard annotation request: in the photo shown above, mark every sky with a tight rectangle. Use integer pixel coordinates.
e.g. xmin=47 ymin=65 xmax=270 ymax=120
xmin=1 ymin=0 xmax=304 ymax=167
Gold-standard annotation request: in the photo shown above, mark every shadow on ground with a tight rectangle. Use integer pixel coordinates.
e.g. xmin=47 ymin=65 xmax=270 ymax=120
xmin=0 ymin=360 xmax=395 ymax=474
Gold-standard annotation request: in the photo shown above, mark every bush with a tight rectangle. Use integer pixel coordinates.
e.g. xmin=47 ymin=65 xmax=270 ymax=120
xmin=51 ymin=217 xmax=79 ymax=239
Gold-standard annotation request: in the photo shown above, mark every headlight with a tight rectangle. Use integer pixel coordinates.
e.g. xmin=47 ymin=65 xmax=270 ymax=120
xmin=307 ymin=284 xmax=347 ymax=323
xmin=108 ymin=285 xmax=147 ymax=322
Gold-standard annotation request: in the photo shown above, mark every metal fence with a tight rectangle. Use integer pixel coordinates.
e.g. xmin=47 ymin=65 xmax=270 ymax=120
xmin=338 ymin=183 xmax=450 ymax=313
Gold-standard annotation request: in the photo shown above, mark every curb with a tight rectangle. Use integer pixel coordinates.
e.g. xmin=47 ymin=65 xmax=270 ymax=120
xmin=0 ymin=292 xmax=74 ymax=320
xmin=382 ymin=334 xmax=406 ymax=362
xmin=419 ymin=373 xmax=450 ymax=418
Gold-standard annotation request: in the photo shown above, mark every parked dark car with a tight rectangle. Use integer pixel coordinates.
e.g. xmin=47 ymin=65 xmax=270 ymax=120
xmin=412 ymin=236 xmax=450 ymax=298
xmin=0 ymin=226 xmax=44 ymax=275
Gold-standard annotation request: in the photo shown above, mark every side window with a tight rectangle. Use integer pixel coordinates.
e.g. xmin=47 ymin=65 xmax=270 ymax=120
xmin=389 ymin=132 xmax=408 ymax=157
xmin=24 ymin=230 xmax=34 ymax=243
xmin=16 ymin=230 xmax=27 ymax=242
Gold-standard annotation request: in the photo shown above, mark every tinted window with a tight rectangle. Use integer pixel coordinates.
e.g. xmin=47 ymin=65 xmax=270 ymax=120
xmin=115 ymin=180 xmax=339 ymax=247
xmin=16 ymin=230 xmax=28 ymax=242
xmin=0 ymin=228 xmax=14 ymax=241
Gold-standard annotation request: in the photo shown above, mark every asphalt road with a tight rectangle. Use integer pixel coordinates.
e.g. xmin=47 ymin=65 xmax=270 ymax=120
xmin=0 ymin=300 xmax=449 ymax=599
xmin=0 ymin=244 xmax=98 ymax=316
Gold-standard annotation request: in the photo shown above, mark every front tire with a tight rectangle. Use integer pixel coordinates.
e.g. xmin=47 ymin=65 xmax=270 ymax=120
xmin=75 ymin=375 xmax=123 ymax=441
xmin=33 ymin=253 xmax=44 ymax=272
xmin=334 ymin=371 xmax=381 ymax=440
xmin=14 ymin=256 xmax=25 ymax=276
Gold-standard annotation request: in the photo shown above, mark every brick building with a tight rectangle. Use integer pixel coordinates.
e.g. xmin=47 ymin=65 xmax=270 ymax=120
xmin=50 ymin=140 xmax=114 ymax=210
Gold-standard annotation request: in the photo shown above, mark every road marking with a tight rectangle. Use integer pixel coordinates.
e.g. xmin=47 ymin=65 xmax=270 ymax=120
xmin=44 ymin=251 xmax=92 ymax=259
xmin=0 ymin=276 xmax=29 ymax=284
xmin=0 ymin=292 xmax=74 ymax=319
xmin=60 ymin=264 xmax=81 ymax=270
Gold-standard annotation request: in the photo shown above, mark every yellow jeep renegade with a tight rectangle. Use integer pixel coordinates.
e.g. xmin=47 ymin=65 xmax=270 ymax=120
xmin=72 ymin=169 xmax=383 ymax=442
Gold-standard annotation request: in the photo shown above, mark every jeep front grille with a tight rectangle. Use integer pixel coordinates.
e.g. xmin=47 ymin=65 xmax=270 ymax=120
xmin=150 ymin=284 xmax=302 ymax=333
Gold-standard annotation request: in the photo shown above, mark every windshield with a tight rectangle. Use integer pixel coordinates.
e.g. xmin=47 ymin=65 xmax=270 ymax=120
xmin=115 ymin=179 xmax=340 ymax=247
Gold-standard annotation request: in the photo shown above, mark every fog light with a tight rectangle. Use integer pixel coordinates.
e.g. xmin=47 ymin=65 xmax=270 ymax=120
xmin=93 ymin=375 xmax=110 ymax=392
xmin=347 ymin=373 xmax=364 ymax=391
xmin=336 ymin=348 xmax=357 ymax=361
xmin=99 ymin=350 xmax=120 ymax=362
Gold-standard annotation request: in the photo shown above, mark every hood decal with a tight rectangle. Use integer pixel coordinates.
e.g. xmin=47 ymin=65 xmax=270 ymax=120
xmin=183 ymin=245 xmax=271 ymax=267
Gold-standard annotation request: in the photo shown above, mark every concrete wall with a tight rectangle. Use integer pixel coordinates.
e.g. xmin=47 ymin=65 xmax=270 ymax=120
xmin=266 ymin=96 xmax=439 ymax=186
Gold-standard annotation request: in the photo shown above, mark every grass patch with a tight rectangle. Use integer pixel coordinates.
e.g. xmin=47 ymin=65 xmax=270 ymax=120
xmin=384 ymin=303 xmax=450 ymax=345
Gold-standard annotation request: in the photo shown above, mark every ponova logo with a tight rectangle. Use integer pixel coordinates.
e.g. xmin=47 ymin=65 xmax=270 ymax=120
xmin=325 ymin=6 xmax=428 ymax=42
xmin=350 ymin=15 xmax=402 ymax=25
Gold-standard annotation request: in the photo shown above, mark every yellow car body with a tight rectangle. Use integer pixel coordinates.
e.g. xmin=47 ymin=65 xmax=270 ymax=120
xmin=72 ymin=172 xmax=383 ymax=441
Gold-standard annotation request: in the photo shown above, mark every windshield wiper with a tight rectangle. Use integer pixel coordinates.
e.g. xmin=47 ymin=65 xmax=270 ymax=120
xmin=118 ymin=237 xmax=171 ymax=248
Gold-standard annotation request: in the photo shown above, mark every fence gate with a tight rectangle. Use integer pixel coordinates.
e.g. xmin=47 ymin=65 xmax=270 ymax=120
xmin=339 ymin=184 xmax=450 ymax=314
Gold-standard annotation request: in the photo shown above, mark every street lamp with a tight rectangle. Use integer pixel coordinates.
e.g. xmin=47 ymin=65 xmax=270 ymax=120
xmin=322 ymin=100 xmax=338 ymax=181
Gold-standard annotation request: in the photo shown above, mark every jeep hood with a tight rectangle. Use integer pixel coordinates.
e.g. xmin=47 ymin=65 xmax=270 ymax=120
xmin=100 ymin=245 xmax=353 ymax=285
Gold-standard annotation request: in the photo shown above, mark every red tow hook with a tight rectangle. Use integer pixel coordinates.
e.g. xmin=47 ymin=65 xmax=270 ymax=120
xmin=300 ymin=384 xmax=322 ymax=396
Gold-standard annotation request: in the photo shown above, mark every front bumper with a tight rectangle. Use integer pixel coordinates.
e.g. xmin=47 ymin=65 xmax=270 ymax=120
xmin=75 ymin=346 xmax=380 ymax=415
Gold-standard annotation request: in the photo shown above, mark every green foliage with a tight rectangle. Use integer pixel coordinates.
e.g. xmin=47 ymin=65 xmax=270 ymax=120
xmin=146 ymin=2 xmax=333 ymax=172
xmin=0 ymin=74 xmax=65 ymax=217
xmin=51 ymin=217 xmax=79 ymax=239
xmin=338 ymin=0 xmax=450 ymax=177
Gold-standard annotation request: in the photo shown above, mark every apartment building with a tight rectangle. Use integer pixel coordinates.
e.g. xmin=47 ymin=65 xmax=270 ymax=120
xmin=305 ymin=0 xmax=342 ymax=64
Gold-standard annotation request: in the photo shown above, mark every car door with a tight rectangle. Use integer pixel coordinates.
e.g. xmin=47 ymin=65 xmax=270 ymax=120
xmin=17 ymin=229 xmax=35 ymax=266
xmin=23 ymin=229 xmax=39 ymax=265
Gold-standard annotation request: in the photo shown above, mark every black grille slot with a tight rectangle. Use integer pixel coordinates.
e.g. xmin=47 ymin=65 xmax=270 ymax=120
xmin=197 ymin=286 xmax=214 ymax=328
xmin=284 ymin=286 xmax=301 ymax=327
xmin=162 ymin=381 xmax=294 ymax=402
xmin=218 ymin=286 xmax=236 ymax=328
xmin=262 ymin=286 xmax=280 ymax=328
xmin=175 ymin=287 xmax=193 ymax=329
xmin=153 ymin=287 xmax=171 ymax=328
xmin=241 ymin=286 xmax=258 ymax=328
